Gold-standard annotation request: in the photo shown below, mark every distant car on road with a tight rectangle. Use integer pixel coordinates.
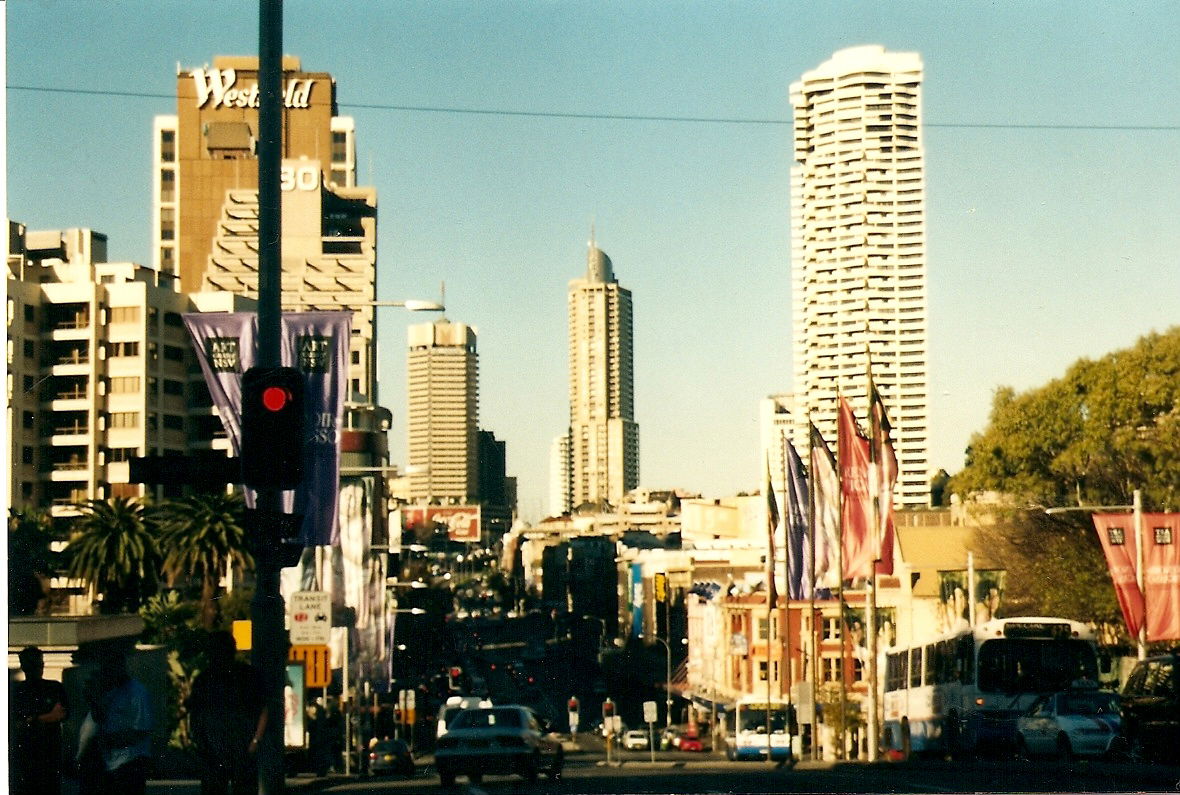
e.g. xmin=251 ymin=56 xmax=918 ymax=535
xmin=435 ymin=705 xmax=564 ymax=787
xmin=1015 ymin=689 xmax=1122 ymax=759
xmin=368 ymin=738 xmax=414 ymax=776
xmin=678 ymin=736 xmax=705 ymax=752
xmin=622 ymin=729 xmax=649 ymax=750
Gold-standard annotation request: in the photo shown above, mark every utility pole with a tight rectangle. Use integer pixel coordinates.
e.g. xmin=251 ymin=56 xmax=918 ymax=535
xmin=253 ymin=1 xmax=286 ymax=791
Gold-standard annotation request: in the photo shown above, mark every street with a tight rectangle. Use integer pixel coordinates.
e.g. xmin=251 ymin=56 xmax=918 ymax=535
xmin=139 ymin=751 xmax=1180 ymax=794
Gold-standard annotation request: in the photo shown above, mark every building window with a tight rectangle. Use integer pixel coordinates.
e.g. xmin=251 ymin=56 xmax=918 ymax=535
xmin=111 ymin=483 xmax=140 ymax=499
xmin=109 ymin=341 xmax=140 ymax=357
xmin=160 ymin=169 xmax=175 ymax=202
xmin=110 ymin=306 xmax=141 ymax=324
xmin=22 ymin=446 xmax=34 ymax=464
xmin=822 ymin=617 xmax=842 ymax=640
xmin=351 ymin=350 xmax=361 ymax=365
xmin=24 ymin=340 xmax=35 ymax=358
xmin=162 ymin=414 xmax=184 ymax=431
xmin=24 ymin=375 xmax=35 ymax=393
xmin=108 ymin=447 xmax=137 ymax=463
xmin=758 ymin=661 xmax=769 ymax=681
xmin=110 ymin=376 xmax=141 ymax=393
xmin=331 ymin=131 xmax=347 ymax=162
xmin=160 ymin=207 xmax=175 ymax=241
xmin=110 ymin=412 xmax=139 ymax=429
xmin=163 ymin=311 xmax=184 ymax=327
xmin=23 ymin=411 xmax=35 ymax=429
xmin=160 ymin=246 xmax=175 ymax=270
xmin=160 ymin=129 xmax=176 ymax=162
xmin=162 ymin=379 xmax=184 ymax=396
xmin=163 ymin=345 xmax=185 ymax=362
xmin=822 ymin=657 xmax=841 ymax=683
xmin=25 ymin=305 xmax=35 ymax=323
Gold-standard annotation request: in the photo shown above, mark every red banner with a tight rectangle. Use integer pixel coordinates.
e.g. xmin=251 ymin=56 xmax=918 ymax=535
xmin=1093 ymin=512 xmax=1180 ymax=642
xmin=839 ymin=398 xmax=874 ymax=581
xmin=403 ymin=505 xmax=482 ymax=542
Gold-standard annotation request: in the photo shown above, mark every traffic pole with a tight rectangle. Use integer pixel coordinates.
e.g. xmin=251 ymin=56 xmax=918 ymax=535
xmin=253 ymin=1 xmax=286 ymax=792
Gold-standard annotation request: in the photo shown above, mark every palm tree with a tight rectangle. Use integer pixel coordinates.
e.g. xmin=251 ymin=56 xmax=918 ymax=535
xmin=65 ymin=497 xmax=161 ymax=613
xmin=156 ymin=491 xmax=252 ymax=629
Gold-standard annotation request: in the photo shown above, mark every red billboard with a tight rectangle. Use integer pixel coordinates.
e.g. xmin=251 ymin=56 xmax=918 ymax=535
xmin=403 ymin=505 xmax=482 ymax=542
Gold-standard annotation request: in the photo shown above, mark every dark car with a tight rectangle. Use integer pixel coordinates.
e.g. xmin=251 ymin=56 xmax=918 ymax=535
xmin=368 ymin=738 xmax=414 ymax=776
xmin=1120 ymin=652 xmax=1180 ymax=762
xmin=435 ymin=705 xmax=563 ymax=786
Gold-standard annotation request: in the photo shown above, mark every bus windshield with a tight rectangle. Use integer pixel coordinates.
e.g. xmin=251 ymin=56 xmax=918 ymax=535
xmin=737 ymin=705 xmax=790 ymax=733
xmin=976 ymin=638 xmax=1097 ymax=693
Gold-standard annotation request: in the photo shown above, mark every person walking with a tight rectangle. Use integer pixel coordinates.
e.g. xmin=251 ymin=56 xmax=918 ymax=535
xmin=10 ymin=646 xmax=69 ymax=795
xmin=78 ymin=647 xmax=154 ymax=795
xmin=187 ymin=631 xmax=268 ymax=795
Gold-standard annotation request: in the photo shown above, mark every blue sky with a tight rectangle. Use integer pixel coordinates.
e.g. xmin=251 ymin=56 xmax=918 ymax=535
xmin=7 ymin=1 xmax=1179 ymax=521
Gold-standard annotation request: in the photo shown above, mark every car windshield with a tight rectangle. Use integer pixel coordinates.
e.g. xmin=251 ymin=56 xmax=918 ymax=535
xmin=1059 ymin=692 xmax=1119 ymax=716
xmin=453 ymin=708 xmax=523 ymax=729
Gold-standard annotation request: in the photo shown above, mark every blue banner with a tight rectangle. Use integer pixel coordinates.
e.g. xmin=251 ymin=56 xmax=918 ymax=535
xmin=182 ymin=311 xmax=351 ymax=546
xmin=630 ymin=564 xmax=644 ymax=638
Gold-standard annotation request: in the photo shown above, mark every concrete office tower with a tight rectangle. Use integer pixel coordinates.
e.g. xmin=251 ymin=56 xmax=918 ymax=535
xmin=153 ymin=56 xmax=377 ymax=403
xmin=407 ymin=320 xmax=479 ymax=504
xmin=790 ymin=46 xmax=930 ymax=506
xmin=567 ymin=240 xmax=639 ymax=510
xmin=549 ymin=433 xmax=572 ymax=518
xmin=5 ymin=223 xmax=250 ymax=520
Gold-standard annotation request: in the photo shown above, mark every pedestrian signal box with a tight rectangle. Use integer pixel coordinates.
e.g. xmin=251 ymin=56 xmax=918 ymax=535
xmin=241 ymin=366 xmax=305 ymax=490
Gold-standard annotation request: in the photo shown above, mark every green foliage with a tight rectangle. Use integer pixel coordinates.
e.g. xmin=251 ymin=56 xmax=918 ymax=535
xmin=65 ymin=497 xmax=161 ymax=613
xmin=950 ymin=327 xmax=1180 ymax=510
xmin=139 ymin=591 xmax=208 ymax=749
xmin=156 ymin=491 xmax=251 ymax=629
xmin=8 ymin=508 xmax=56 ymax=615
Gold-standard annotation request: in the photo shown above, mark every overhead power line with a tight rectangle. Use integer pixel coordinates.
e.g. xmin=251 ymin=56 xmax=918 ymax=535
xmin=7 ymin=84 xmax=1179 ymax=131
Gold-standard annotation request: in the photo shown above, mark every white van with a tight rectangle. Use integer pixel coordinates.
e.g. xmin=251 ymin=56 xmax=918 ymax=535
xmin=437 ymin=695 xmax=493 ymax=739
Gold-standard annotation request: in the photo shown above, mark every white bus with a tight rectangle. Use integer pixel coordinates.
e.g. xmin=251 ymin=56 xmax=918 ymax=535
xmin=883 ymin=617 xmax=1103 ymax=758
xmin=726 ymin=696 xmax=795 ymax=762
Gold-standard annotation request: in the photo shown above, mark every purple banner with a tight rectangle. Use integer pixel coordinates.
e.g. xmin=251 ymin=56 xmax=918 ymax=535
xmin=182 ymin=311 xmax=351 ymax=546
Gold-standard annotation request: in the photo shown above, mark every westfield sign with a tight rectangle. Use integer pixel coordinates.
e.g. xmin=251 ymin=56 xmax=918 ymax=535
xmin=191 ymin=68 xmax=314 ymax=110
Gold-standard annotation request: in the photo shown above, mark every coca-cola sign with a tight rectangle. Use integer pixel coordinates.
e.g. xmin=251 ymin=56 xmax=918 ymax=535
xmin=191 ymin=68 xmax=314 ymax=110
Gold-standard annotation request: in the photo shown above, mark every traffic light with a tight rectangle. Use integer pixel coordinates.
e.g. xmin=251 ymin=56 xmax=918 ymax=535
xmin=567 ymin=697 xmax=579 ymax=714
xmin=448 ymin=666 xmax=463 ymax=690
xmin=241 ymin=366 xmax=305 ymax=490
xmin=602 ymin=699 xmax=614 ymax=718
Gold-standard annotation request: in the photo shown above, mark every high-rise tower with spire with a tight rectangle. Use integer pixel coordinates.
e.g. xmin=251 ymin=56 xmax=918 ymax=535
xmin=563 ymin=235 xmax=638 ymax=511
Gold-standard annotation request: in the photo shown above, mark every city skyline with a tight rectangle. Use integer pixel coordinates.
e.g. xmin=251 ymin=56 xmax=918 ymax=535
xmin=7 ymin=2 xmax=1179 ymax=521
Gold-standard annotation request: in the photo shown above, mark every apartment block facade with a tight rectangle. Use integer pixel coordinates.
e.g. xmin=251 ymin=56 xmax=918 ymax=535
xmin=790 ymin=46 xmax=931 ymax=506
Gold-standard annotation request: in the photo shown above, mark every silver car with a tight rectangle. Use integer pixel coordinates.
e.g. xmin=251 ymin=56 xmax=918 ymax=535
xmin=1015 ymin=690 xmax=1122 ymax=759
xmin=434 ymin=705 xmax=564 ymax=786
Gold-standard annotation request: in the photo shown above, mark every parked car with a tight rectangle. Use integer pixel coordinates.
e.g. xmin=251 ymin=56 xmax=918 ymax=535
xmin=1120 ymin=652 xmax=1180 ymax=762
xmin=622 ymin=729 xmax=650 ymax=750
xmin=678 ymin=736 xmax=705 ymax=752
xmin=1015 ymin=689 xmax=1122 ymax=759
xmin=434 ymin=705 xmax=563 ymax=786
xmin=368 ymin=738 xmax=414 ymax=776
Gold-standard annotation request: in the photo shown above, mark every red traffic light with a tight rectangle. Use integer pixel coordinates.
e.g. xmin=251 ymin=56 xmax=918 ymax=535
xmin=449 ymin=666 xmax=462 ymax=678
xmin=261 ymin=385 xmax=291 ymax=412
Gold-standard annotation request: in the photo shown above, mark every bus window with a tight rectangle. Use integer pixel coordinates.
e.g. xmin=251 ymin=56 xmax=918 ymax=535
xmin=886 ymin=652 xmax=907 ymax=692
xmin=924 ymin=645 xmax=936 ymax=686
xmin=910 ymin=648 xmax=922 ymax=688
xmin=956 ymin=635 xmax=975 ymax=684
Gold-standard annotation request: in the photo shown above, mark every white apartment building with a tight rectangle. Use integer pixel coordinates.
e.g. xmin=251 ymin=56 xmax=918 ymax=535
xmin=790 ymin=46 xmax=931 ymax=506
xmin=5 ymin=223 xmax=250 ymax=517
xmin=566 ymin=241 xmax=638 ymax=511
xmin=406 ymin=319 xmax=479 ymax=503
xmin=548 ymin=433 xmax=571 ymax=519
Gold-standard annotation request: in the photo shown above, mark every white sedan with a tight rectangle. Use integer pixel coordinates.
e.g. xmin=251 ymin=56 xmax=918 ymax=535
xmin=1015 ymin=690 xmax=1122 ymax=759
xmin=434 ymin=705 xmax=563 ymax=786
xmin=622 ymin=729 xmax=650 ymax=750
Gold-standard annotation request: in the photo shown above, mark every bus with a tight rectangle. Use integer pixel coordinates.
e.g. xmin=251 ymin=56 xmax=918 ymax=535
xmin=726 ymin=696 xmax=796 ymax=761
xmin=883 ymin=617 xmax=1103 ymax=758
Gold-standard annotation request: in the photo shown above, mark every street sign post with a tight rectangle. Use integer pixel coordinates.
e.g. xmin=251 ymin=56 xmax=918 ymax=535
xmin=644 ymin=700 xmax=658 ymax=761
xmin=289 ymin=591 xmax=331 ymax=646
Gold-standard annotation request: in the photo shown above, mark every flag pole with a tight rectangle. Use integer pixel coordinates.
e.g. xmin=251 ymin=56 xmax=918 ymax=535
xmin=866 ymin=359 xmax=880 ymax=763
xmin=807 ymin=415 xmax=819 ymax=761
xmin=835 ymin=388 xmax=848 ymax=761
xmin=781 ymin=430 xmax=791 ymax=710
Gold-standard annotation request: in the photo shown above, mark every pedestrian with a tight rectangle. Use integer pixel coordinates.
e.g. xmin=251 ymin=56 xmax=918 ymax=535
xmin=78 ymin=646 xmax=154 ymax=795
xmin=9 ymin=646 xmax=69 ymax=795
xmin=187 ymin=631 xmax=268 ymax=795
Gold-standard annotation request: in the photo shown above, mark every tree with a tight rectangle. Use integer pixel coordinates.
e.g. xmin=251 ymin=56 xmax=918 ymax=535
xmin=156 ymin=491 xmax=252 ymax=630
xmin=65 ymin=497 xmax=160 ymax=613
xmin=951 ymin=326 xmax=1180 ymax=510
xmin=8 ymin=508 xmax=56 ymax=615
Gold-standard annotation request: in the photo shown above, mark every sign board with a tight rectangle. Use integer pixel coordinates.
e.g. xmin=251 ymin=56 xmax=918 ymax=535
xmin=643 ymin=700 xmax=658 ymax=724
xmin=569 ymin=711 xmax=579 ymax=734
xmin=289 ymin=644 xmax=332 ymax=688
xmin=654 ymin=572 xmax=667 ymax=603
xmin=288 ymin=590 xmax=331 ymax=645
xmin=611 ymin=715 xmax=623 ymax=734
xmin=402 ymin=505 xmax=482 ymax=542
xmin=232 ymin=619 xmax=252 ymax=651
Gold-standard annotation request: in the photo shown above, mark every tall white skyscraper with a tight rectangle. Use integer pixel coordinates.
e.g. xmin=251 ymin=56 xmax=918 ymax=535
xmin=566 ymin=240 xmax=639 ymax=510
xmin=406 ymin=319 xmax=479 ymax=503
xmin=790 ymin=46 xmax=930 ymax=506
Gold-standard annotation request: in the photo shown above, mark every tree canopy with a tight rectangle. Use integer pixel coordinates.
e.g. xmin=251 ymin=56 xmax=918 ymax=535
xmin=951 ymin=327 xmax=1180 ymax=511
